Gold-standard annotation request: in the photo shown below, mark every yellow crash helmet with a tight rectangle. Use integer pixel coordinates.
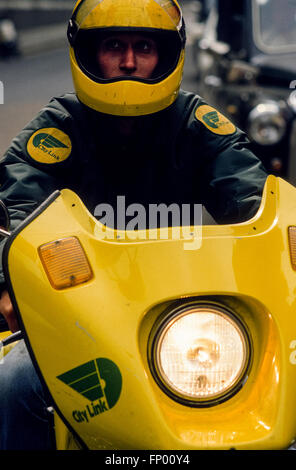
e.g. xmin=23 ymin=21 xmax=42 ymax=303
xmin=67 ymin=0 xmax=186 ymax=116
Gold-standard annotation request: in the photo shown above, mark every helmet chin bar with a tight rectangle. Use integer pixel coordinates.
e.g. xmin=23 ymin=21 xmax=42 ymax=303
xmin=70 ymin=46 xmax=185 ymax=116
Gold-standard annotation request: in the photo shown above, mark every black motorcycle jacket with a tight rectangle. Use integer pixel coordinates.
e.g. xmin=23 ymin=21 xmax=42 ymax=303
xmin=0 ymin=89 xmax=267 ymax=287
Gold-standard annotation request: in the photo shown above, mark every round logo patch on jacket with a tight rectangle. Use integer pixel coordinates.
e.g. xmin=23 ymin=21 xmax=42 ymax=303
xmin=27 ymin=128 xmax=72 ymax=164
xmin=195 ymin=105 xmax=236 ymax=135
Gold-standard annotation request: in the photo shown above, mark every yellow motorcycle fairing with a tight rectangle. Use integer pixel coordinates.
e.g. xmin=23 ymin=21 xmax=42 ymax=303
xmin=3 ymin=175 xmax=296 ymax=449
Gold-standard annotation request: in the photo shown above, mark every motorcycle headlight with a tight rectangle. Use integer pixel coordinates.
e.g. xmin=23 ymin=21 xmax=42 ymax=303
xmin=149 ymin=303 xmax=251 ymax=406
xmin=247 ymin=101 xmax=287 ymax=145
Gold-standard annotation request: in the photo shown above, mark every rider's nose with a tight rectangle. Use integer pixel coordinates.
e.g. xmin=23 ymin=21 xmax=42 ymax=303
xmin=120 ymin=45 xmax=137 ymax=72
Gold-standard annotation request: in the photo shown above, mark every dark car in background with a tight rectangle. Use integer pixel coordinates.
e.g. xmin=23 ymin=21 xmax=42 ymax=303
xmin=0 ymin=0 xmax=72 ymax=58
xmin=193 ymin=0 xmax=296 ymax=183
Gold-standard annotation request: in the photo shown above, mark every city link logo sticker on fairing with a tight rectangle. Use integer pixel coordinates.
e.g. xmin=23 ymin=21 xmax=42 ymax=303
xmin=195 ymin=104 xmax=236 ymax=135
xmin=27 ymin=128 xmax=72 ymax=164
xmin=57 ymin=358 xmax=122 ymax=423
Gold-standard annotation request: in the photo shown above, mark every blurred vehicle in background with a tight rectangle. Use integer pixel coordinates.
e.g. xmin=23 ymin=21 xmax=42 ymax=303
xmin=193 ymin=0 xmax=296 ymax=183
xmin=0 ymin=0 xmax=72 ymax=58
xmin=0 ymin=17 xmax=19 ymax=58
xmin=190 ymin=0 xmax=215 ymax=25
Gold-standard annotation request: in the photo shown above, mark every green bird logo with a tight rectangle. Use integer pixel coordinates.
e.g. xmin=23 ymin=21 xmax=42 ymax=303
xmin=57 ymin=358 xmax=122 ymax=409
xmin=33 ymin=133 xmax=69 ymax=149
xmin=202 ymin=111 xmax=220 ymax=129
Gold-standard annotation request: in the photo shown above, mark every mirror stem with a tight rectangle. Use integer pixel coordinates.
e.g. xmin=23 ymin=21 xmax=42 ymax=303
xmin=0 ymin=228 xmax=11 ymax=238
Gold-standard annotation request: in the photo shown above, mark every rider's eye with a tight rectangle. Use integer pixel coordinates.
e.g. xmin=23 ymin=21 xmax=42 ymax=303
xmin=135 ymin=40 xmax=154 ymax=53
xmin=103 ymin=39 xmax=123 ymax=51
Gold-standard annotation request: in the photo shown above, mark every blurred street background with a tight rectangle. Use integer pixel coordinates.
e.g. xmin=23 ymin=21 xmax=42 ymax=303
xmin=0 ymin=0 xmax=202 ymax=157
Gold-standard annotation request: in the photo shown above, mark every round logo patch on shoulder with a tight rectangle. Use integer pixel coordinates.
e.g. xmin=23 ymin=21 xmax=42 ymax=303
xmin=27 ymin=128 xmax=72 ymax=164
xmin=195 ymin=105 xmax=236 ymax=135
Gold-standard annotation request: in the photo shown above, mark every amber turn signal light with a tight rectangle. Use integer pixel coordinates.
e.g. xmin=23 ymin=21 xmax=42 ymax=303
xmin=39 ymin=237 xmax=92 ymax=289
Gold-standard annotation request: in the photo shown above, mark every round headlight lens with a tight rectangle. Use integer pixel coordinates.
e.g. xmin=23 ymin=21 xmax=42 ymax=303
xmin=247 ymin=102 xmax=287 ymax=145
xmin=151 ymin=304 xmax=250 ymax=405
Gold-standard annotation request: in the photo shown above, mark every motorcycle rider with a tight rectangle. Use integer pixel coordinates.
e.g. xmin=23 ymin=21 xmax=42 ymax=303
xmin=0 ymin=0 xmax=267 ymax=449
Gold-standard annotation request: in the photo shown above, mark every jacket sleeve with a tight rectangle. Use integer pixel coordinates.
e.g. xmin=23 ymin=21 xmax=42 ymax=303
xmin=189 ymin=104 xmax=268 ymax=224
xmin=0 ymin=98 xmax=77 ymax=288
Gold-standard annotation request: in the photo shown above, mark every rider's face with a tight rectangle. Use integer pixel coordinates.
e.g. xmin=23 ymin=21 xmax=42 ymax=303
xmin=97 ymin=33 xmax=159 ymax=79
